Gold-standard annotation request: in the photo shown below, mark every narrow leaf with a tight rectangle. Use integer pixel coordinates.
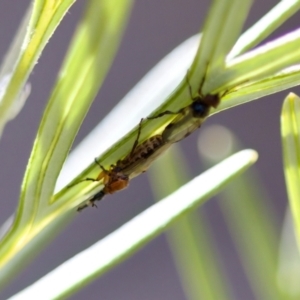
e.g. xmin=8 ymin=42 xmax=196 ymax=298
xmin=0 ymin=0 xmax=133 ymax=289
xmin=229 ymin=0 xmax=300 ymax=58
xmin=281 ymin=92 xmax=300 ymax=251
xmin=8 ymin=150 xmax=258 ymax=300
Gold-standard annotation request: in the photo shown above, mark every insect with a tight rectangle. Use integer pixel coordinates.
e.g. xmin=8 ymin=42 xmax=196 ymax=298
xmin=75 ymin=118 xmax=170 ymax=211
xmin=69 ymin=156 xmax=130 ymax=211
xmin=75 ymin=66 xmax=229 ymax=211
xmin=149 ymin=69 xmax=222 ymax=144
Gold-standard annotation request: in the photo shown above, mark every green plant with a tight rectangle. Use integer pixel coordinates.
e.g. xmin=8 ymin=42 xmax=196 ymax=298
xmin=1 ymin=0 xmax=300 ymax=299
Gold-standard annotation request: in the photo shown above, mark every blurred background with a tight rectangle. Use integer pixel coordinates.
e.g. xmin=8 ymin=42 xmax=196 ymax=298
xmin=0 ymin=0 xmax=300 ymax=299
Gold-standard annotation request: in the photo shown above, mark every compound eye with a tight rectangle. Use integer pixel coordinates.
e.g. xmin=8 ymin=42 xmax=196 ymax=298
xmin=192 ymin=101 xmax=209 ymax=118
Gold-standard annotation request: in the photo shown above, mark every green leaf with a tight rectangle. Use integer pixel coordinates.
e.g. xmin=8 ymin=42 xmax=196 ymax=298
xmin=2 ymin=0 xmax=300 ymax=294
xmin=218 ymin=65 xmax=300 ymax=112
xmin=278 ymin=209 xmax=300 ymax=298
xmin=60 ymin=0 xmax=255 ymax=215
xmin=190 ymin=0 xmax=253 ymax=87
xmin=213 ymin=28 xmax=300 ymax=91
xmin=0 ymin=0 xmax=133 ymax=289
xmin=61 ymin=0 xmax=300 ymax=218
xmin=281 ymin=92 xmax=300 ymax=251
xmin=229 ymin=0 xmax=300 ymax=58
xmin=149 ymin=146 xmax=232 ymax=300
xmin=198 ymin=125 xmax=283 ymax=300
xmin=7 ymin=150 xmax=258 ymax=300
xmin=0 ymin=0 xmax=76 ymax=136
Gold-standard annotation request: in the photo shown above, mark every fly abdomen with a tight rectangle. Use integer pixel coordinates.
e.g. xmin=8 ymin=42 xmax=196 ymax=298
xmin=138 ymin=135 xmax=164 ymax=159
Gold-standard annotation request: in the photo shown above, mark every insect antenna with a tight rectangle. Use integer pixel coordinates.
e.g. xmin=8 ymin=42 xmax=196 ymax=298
xmin=67 ymin=158 xmax=107 ymax=188
xmin=67 ymin=177 xmax=99 ymax=188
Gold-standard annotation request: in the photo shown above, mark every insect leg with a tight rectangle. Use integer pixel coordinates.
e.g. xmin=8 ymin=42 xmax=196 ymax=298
xmin=218 ymin=79 xmax=250 ymax=99
xmin=198 ymin=62 xmax=210 ymax=96
xmin=129 ymin=118 xmax=144 ymax=157
xmin=94 ymin=158 xmax=106 ymax=170
xmin=147 ymin=70 xmax=195 ymax=121
xmin=77 ymin=189 xmax=106 ymax=212
xmin=185 ymin=67 xmax=206 ymax=98
xmin=68 ymin=159 xmax=108 ymax=188
xmin=147 ymin=110 xmax=182 ymax=120
xmin=67 ymin=177 xmax=100 ymax=188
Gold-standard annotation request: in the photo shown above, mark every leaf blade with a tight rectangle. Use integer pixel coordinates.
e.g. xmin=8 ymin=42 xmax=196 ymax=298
xmin=7 ymin=150 xmax=258 ymax=300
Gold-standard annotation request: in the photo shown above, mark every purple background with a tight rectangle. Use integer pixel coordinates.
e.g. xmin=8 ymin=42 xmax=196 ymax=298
xmin=0 ymin=0 xmax=299 ymax=299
